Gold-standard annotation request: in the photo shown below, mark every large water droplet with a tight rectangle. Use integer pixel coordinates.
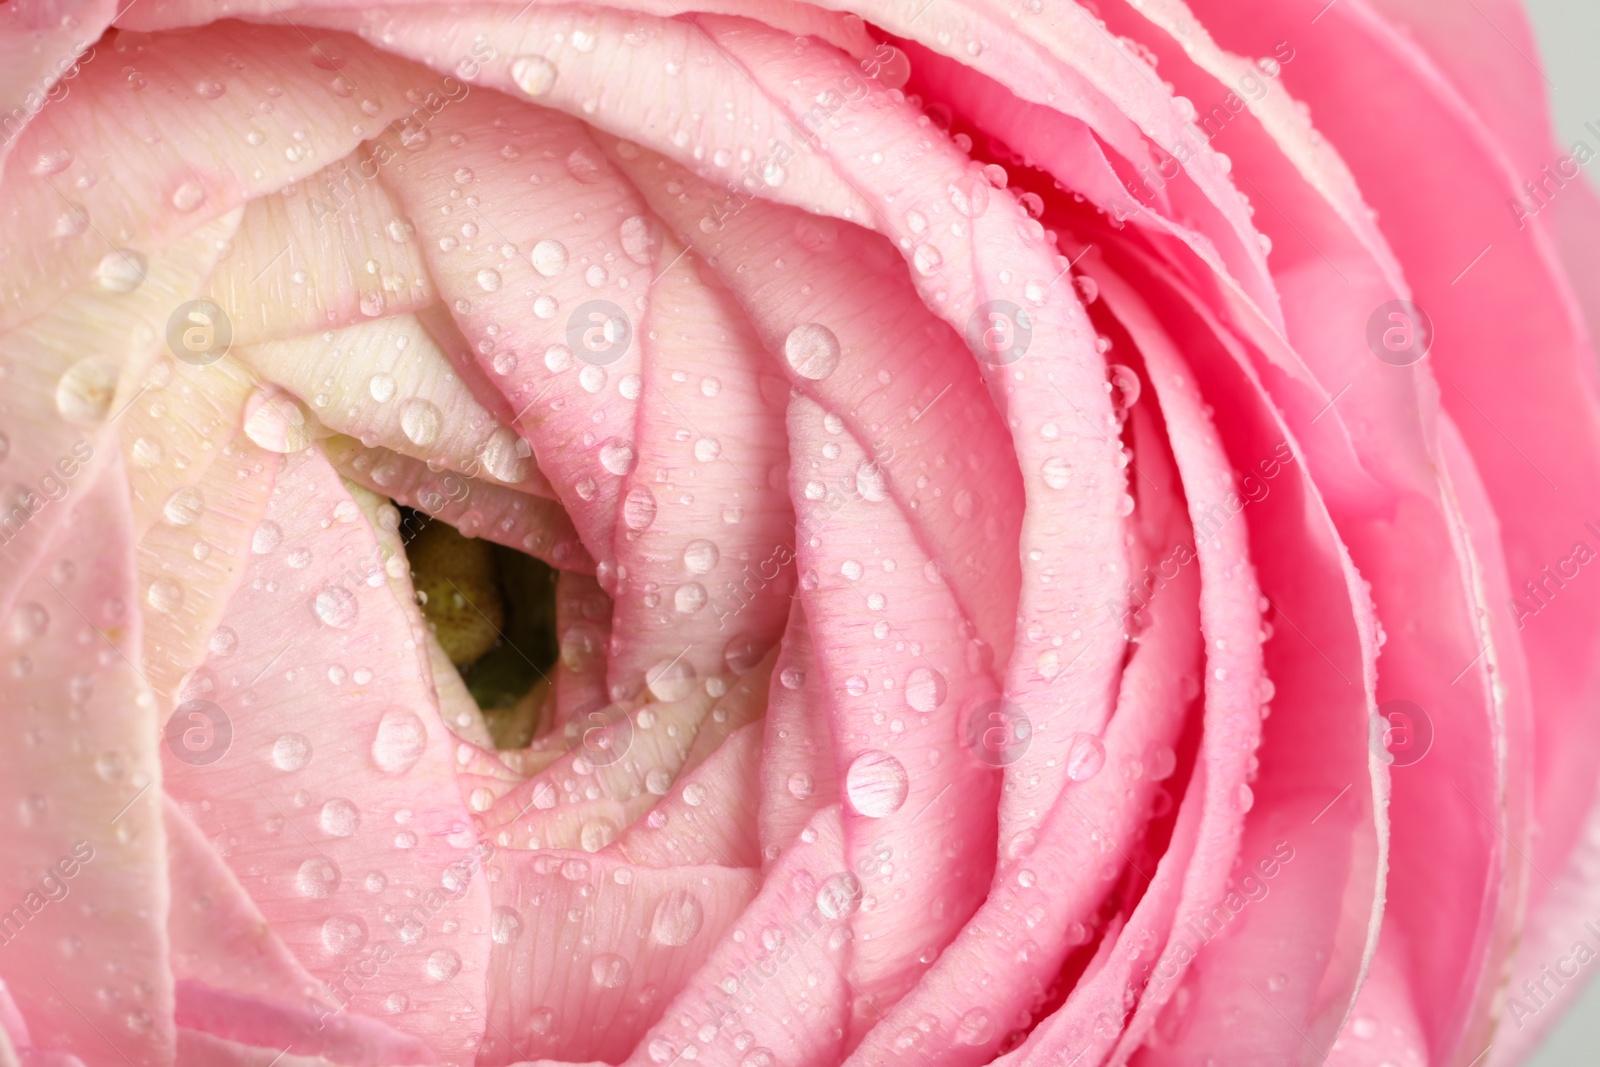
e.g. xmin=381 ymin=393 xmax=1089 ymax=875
xmin=96 ymin=249 xmax=147 ymax=293
xmin=9 ymin=602 xmax=49 ymax=644
xmin=646 ymin=657 xmax=696 ymax=701
xmin=622 ymin=486 xmax=658 ymax=531
xmin=845 ymin=751 xmax=908 ymax=818
xmin=171 ymin=181 xmax=207 ymax=213
xmin=785 ymin=323 xmax=840 ymax=381
xmin=319 ymin=797 xmax=360 ymax=837
xmin=598 ymin=438 xmax=636 ymax=476
xmin=904 ymin=667 xmax=947 ymax=713
xmin=145 ymin=577 xmax=184 ymax=614
xmin=511 ymin=55 xmax=558 ymax=96
xmin=476 ymin=268 xmax=503 ymax=292
xmin=399 ymin=398 xmax=442 ymax=447
xmin=566 ymin=148 xmax=603 ymax=184
xmin=56 ymin=358 xmax=118 ymax=425
xmin=372 ymin=709 xmax=428 ymax=775
xmin=243 ymin=384 xmax=314 ymax=453
xmin=954 ymin=1009 xmax=994 ymax=1046
xmin=650 ymin=888 xmax=704 ymax=946
xmin=530 ymin=239 xmax=569 ymax=277
xmin=1040 ymin=457 xmax=1072 ymax=490
xmin=295 ymin=857 xmax=340 ymax=898
xmin=272 ymin=733 xmax=312 ymax=771
xmin=491 ymin=905 xmax=523 ymax=945
xmin=619 ymin=215 xmax=660 ymax=265
xmin=320 ymin=914 xmax=365 ymax=955
xmin=426 ymin=948 xmax=462 ymax=980
xmin=368 ymin=373 xmax=396 ymax=402
xmin=313 ymin=585 xmax=359 ymax=629
xmin=682 ymin=539 xmax=718 ymax=574
xmin=787 ymin=772 xmax=814 ymax=800
xmin=590 ymin=952 xmax=630 ymax=988
xmin=162 ymin=487 xmax=205 ymax=527
xmin=480 ymin=426 xmax=530 ymax=482
xmin=816 ymin=872 xmax=863 ymax=919
xmin=1065 ymin=733 xmax=1106 ymax=781
xmin=855 ymin=461 xmax=888 ymax=502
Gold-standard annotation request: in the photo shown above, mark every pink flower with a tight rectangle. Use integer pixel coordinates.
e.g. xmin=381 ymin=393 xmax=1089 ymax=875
xmin=2 ymin=0 xmax=1598 ymax=1064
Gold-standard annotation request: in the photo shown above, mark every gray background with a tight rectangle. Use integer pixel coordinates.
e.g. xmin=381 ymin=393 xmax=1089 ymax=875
xmin=1489 ymin=1 xmax=1593 ymax=1063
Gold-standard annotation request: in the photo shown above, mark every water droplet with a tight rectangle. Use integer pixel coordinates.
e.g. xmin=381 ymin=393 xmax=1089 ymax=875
xmin=954 ymin=1009 xmax=994 ymax=1046
xmin=674 ymin=582 xmax=707 ymax=614
xmin=531 ymin=239 xmax=569 ymax=276
xmin=780 ymin=667 xmax=805 ymax=690
xmin=320 ymin=798 xmax=360 ymax=837
xmin=295 ymin=857 xmax=340 ymax=898
xmin=1041 ymin=457 xmax=1072 ymax=490
xmin=272 ymin=733 xmax=312 ymax=771
xmin=650 ymin=888 xmax=705 ymax=946
xmin=54 ymin=204 xmax=89 ymax=237
xmin=400 ymin=398 xmax=442 ymax=447
xmin=1066 ymin=733 xmax=1106 ymax=781
xmin=313 ymin=585 xmax=358 ymax=629
xmin=511 ymin=55 xmax=557 ymax=96
xmin=785 ymin=323 xmax=840 ymax=381
xmin=622 ymin=486 xmax=657 ymax=530
xmin=476 ymin=267 xmax=503 ymax=292
xmin=9 ymin=603 xmax=49 ymax=644
xmin=366 ymin=373 xmax=397 ymax=403
xmin=1109 ymin=364 xmax=1142 ymax=418
xmin=171 ymin=181 xmax=207 ymax=213
xmin=321 ymin=915 xmax=365 ymax=955
xmin=162 ymin=487 xmax=205 ymax=527
xmin=372 ymin=709 xmax=428 ymax=775
xmin=96 ymin=249 xmax=147 ymax=293
xmin=845 ymin=751 xmax=908 ymax=818
xmin=683 ymin=539 xmax=718 ymax=574
xmin=566 ymin=148 xmax=603 ymax=184
xmin=855 ymin=461 xmax=888 ymax=502
xmin=590 ymin=952 xmax=630 ymax=988
xmin=904 ymin=667 xmax=946 ymax=713
xmin=787 ymin=772 xmax=814 ymax=800
xmin=693 ymin=437 xmax=721 ymax=463
xmin=599 ymin=438 xmax=635 ymax=476
xmin=949 ymin=176 xmax=990 ymax=217
xmin=243 ymin=384 xmax=314 ymax=453
xmin=816 ymin=872 xmax=863 ymax=919
xmin=426 ymin=948 xmax=462 ymax=980
xmin=646 ymin=657 xmax=696 ymax=701
xmin=55 ymin=358 xmax=118 ymax=425
xmin=196 ymin=78 xmax=226 ymax=99
xmin=491 ymin=905 xmax=523 ymax=945
xmin=252 ymin=520 xmax=283 ymax=554
xmin=620 ymin=215 xmax=659 ymax=264
xmin=145 ymin=577 xmax=184 ymax=614
xmin=481 ymin=427 xmax=530 ymax=482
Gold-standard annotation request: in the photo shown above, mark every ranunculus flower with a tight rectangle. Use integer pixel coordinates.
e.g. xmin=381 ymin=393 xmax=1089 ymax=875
xmin=4 ymin=0 xmax=1600 ymax=1064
